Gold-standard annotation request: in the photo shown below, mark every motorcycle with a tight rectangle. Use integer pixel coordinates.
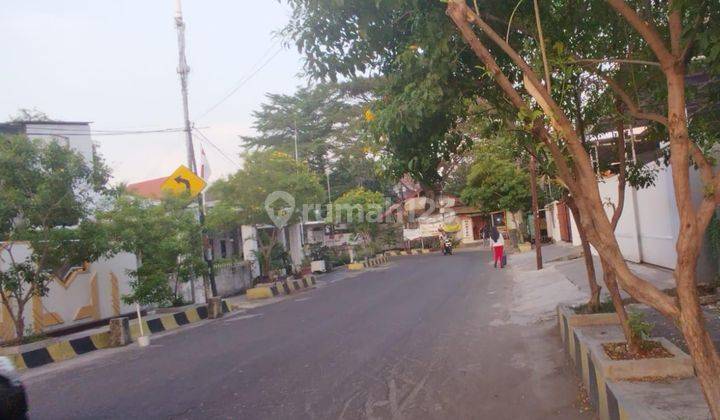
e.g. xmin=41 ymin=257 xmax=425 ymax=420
xmin=442 ymin=238 xmax=453 ymax=255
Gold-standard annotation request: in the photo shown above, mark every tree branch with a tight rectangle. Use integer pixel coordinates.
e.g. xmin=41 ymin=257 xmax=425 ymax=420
xmin=605 ymin=0 xmax=674 ymax=67
xmin=581 ymin=63 xmax=669 ymax=126
xmin=573 ymin=58 xmax=660 ymax=67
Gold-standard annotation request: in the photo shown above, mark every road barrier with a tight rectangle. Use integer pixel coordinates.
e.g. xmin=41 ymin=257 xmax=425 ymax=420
xmin=7 ymin=300 xmax=234 ymax=370
xmin=245 ymin=275 xmax=317 ymax=300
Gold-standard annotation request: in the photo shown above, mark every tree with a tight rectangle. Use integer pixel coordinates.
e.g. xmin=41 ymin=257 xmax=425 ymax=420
xmin=98 ymin=194 xmax=206 ymax=307
xmin=207 ymin=150 xmax=324 ymax=279
xmin=284 ymin=0 xmax=720 ymax=413
xmin=242 ymin=83 xmax=356 ymax=175
xmin=243 ymin=83 xmax=389 ymax=200
xmin=442 ymin=0 xmax=720 ymax=412
xmin=0 ymin=135 xmax=110 ymax=340
xmin=9 ymin=108 xmax=50 ymax=122
xmin=461 ymin=160 xmax=531 ymax=214
xmin=329 ymin=187 xmax=386 ymax=256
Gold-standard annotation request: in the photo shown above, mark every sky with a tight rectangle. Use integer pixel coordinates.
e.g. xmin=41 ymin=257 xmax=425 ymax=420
xmin=0 ymin=0 xmax=306 ymax=185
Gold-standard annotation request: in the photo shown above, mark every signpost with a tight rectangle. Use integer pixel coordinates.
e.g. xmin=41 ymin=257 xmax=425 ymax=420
xmin=160 ymin=165 xmax=207 ymax=198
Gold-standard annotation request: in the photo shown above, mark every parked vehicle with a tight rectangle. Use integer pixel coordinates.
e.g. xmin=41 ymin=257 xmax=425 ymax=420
xmin=0 ymin=356 xmax=27 ymax=419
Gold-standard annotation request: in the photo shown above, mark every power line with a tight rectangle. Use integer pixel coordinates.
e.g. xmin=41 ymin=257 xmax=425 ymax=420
xmin=195 ymin=43 xmax=284 ymax=121
xmin=25 ymin=128 xmax=188 ymax=137
xmin=193 ymin=128 xmax=241 ymax=168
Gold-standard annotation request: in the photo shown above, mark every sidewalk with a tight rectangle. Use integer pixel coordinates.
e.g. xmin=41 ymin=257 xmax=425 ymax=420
xmin=509 ymin=242 xmax=720 ymax=360
xmin=511 ymin=243 xmax=676 ymax=299
xmin=507 ymin=243 xmax=717 ymax=419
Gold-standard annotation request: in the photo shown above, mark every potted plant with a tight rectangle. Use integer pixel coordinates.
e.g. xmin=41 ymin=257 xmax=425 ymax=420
xmin=309 ymin=243 xmax=329 ymax=273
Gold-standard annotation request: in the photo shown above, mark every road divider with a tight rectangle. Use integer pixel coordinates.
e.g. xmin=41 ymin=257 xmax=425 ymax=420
xmin=386 ymin=249 xmax=433 ymax=256
xmin=6 ymin=300 xmax=234 ymax=371
xmin=245 ymin=275 xmax=317 ymax=300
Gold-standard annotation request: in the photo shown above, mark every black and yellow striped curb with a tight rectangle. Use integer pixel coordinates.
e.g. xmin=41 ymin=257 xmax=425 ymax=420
xmin=362 ymin=255 xmax=389 ymax=268
xmin=348 ymin=255 xmax=390 ymax=271
xmin=8 ymin=300 xmax=233 ymax=371
xmin=385 ymin=249 xmax=433 ymax=256
xmin=246 ymin=275 xmax=317 ymax=300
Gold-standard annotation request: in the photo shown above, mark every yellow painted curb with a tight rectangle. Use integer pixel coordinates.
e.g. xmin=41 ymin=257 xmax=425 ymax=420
xmin=348 ymin=262 xmax=364 ymax=271
xmin=90 ymin=332 xmax=110 ymax=349
xmin=185 ymin=308 xmax=201 ymax=323
xmin=11 ymin=353 xmax=26 ymax=370
xmin=160 ymin=315 xmax=179 ymax=331
xmin=246 ymin=287 xmax=274 ymax=300
xmin=46 ymin=341 xmax=76 ymax=362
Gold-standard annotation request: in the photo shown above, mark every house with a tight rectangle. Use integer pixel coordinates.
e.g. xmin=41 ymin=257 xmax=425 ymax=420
xmin=384 ymin=177 xmax=485 ymax=247
xmin=0 ymin=121 xmax=137 ymax=341
xmin=125 ymin=176 xmax=256 ymax=297
xmin=0 ymin=120 xmax=97 ymax=163
xmin=544 ymin=124 xmax=716 ymax=279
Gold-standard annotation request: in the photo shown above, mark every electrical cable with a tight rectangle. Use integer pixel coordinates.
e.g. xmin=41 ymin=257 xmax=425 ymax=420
xmin=195 ymin=44 xmax=283 ymax=121
xmin=193 ymin=128 xmax=241 ymax=168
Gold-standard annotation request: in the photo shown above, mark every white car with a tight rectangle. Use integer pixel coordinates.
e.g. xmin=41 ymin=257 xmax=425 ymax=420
xmin=0 ymin=356 xmax=27 ymax=419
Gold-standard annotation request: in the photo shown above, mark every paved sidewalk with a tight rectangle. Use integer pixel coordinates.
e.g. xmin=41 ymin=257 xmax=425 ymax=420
xmin=510 ymin=243 xmax=720 ymax=354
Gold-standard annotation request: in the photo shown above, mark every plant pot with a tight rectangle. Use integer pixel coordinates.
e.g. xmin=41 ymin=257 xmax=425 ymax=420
xmin=137 ymin=335 xmax=151 ymax=347
xmin=311 ymin=260 xmax=326 ymax=273
xmin=585 ymin=336 xmax=693 ymax=420
xmin=557 ymin=303 xmax=620 ymax=362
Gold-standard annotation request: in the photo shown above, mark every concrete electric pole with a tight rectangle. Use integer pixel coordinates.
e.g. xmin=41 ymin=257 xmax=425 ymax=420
xmin=174 ymin=0 xmax=217 ymax=297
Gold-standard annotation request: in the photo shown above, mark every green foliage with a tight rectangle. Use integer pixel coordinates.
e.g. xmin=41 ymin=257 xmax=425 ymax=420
xmin=242 ymin=82 xmax=389 ymax=199
xmin=329 ymin=187 xmax=386 ymax=245
xmin=208 ymin=150 xmax=324 ymax=278
xmin=462 ymin=159 xmax=531 ymax=213
xmin=208 ymin=150 xmax=325 ymax=229
xmin=0 ymin=134 xmax=111 ymax=338
xmin=706 ymin=213 xmax=720 ymax=258
xmin=98 ymin=195 xmax=206 ymax=306
xmin=628 ymin=310 xmax=654 ymax=344
xmin=242 ymin=83 xmax=352 ymax=174
xmin=308 ymin=243 xmax=330 ymax=262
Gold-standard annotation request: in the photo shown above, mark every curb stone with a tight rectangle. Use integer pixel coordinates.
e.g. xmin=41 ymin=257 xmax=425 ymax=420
xmin=9 ymin=300 xmax=233 ymax=371
xmin=245 ymin=275 xmax=317 ymax=300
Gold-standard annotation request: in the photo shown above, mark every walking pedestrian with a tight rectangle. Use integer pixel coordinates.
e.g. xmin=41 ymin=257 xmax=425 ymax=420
xmin=490 ymin=226 xmax=504 ymax=268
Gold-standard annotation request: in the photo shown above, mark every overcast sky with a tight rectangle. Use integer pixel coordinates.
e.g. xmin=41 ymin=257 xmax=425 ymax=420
xmin=0 ymin=0 xmax=305 ymax=185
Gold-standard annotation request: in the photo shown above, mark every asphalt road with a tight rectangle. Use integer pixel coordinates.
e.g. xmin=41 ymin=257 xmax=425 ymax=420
xmin=24 ymin=249 xmax=590 ymax=419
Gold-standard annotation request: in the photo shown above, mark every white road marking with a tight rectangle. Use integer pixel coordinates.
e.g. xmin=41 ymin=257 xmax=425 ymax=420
xmin=223 ymin=314 xmax=262 ymax=323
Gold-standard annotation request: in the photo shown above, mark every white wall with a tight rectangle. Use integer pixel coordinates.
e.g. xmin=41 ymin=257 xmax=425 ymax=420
xmin=241 ymin=225 xmax=260 ymax=278
xmin=592 ymin=160 xmax=715 ymax=277
xmin=0 ymin=243 xmax=136 ymax=339
xmin=24 ymin=123 xmax=94 ymax=163
xmin=288 ymin=223 xmax=304 ymax=267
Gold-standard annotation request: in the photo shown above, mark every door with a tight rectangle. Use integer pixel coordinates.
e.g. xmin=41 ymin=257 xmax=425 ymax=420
xmin=472 ymin=216 xmax=485 ymax=240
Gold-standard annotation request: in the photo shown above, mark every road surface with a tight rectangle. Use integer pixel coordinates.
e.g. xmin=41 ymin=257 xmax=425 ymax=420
xmin=24 ymin=248 xmax=590 ymax=419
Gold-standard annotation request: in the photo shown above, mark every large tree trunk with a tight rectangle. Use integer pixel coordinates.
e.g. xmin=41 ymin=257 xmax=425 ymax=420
xmin=529 ymin=155 xmax=543 ymax=270
xmin=666 ymin=67 xmax=720 ymax=418
xmin=12 ymin=305 xmax=25 ymax=341
xmin=600 ymin=257 xmax=639 ymax=352
xmin=566 ymin=197 xmax=601 ymax=311
xmin=446 ymin=3 xmax=720 ymax=415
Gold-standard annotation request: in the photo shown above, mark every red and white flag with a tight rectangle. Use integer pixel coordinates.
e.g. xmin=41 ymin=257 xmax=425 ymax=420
xmin=200 ymin=147 xmax=212 ymax=181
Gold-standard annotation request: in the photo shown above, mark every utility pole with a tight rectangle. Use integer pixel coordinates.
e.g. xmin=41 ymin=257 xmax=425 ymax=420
xmin=175 ymin=0 xmax=217 ymax=298
xmin=325 ymin=166 xmax=332 ymax=204
xmin=529 ymin=154 xmax=543 ymax=270
xmin=293 ymin=121 xmax=299 ymax=162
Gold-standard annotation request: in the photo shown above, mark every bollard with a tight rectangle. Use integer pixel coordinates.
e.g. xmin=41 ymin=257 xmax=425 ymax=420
xmin=109 ymin=317 xmax=131 ymax=347
xmin=207 ymin=297 xmax=224 ymax=319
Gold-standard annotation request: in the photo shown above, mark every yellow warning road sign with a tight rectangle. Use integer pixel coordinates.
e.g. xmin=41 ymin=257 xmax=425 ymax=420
xmin=161 ymin=165 xmax=207 ymax=199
